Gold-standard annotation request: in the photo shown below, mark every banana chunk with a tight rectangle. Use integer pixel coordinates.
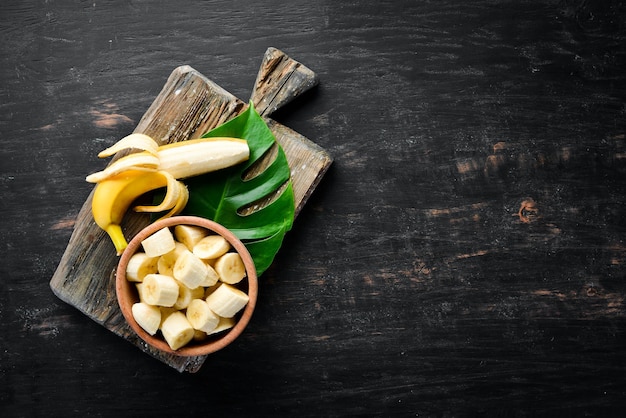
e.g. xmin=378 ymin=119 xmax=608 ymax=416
xmin=173 ymin=250 xmax=211 ymax=289
xmin=142 ymin=273 xmax=179 ymax=307
xmin=186 ymin=299 xmax=220 ymax=333
xmin=161 ymin=311 xmax=195 ymax=350
xmin=141 ymin=227 xmax=176 ymax=257
xmin=131 ymin=302 xmax=161 ymax=336
xmin=193 ymin=235 xmax=231 ymax=260
xmin=214 ymin=252 xmax=246 ymax=284
xmin=206 ymin=283 xmax=249 ymax=318
xmin=174 ymin=224 xmax=208 ymax=251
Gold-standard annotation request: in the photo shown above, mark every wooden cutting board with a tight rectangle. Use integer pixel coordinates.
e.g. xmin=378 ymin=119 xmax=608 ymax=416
xmin=49 ymin=48 xmax=332 ymax=373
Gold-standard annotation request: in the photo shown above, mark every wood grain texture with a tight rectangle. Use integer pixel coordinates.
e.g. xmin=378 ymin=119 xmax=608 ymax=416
xmin=49 ymin=49 xmax=331 ymax=372
xmin=251 ymin=46 xmax=319 ymax=117
xmin=2 ymin=0 xmax=626 ymax=416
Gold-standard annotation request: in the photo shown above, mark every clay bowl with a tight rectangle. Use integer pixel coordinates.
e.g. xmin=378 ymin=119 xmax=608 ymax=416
xmin=116 ymin=216 xmax=258 ymax=356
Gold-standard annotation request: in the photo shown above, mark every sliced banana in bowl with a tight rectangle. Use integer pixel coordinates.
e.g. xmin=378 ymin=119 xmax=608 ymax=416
xmin=115 ymin=216 xmax=258 ymax=356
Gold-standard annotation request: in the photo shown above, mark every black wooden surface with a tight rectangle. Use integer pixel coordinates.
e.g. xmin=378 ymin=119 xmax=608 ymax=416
xmin=2 ymin=0 xmax=625 ymax=416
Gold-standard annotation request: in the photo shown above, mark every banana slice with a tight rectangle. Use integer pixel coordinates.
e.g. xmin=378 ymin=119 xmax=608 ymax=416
xmin=142 ymin=273 xmax=179 ymax=307
xmin=205 ymin=283 xmax=249 ymax=318
xmin=186 ymin=299 xmax=220 ymax=333
xmin=207 ymin=316 xmax=236 ymax=336
xmin=173 ymin=282 xmax=205 ymax=310
xmin=161 ymin=311 xmax=195 ymax=350
xmin=125 ymin=252 xmax=159 ymax=282
xmin=174 ymin=224 xmax=208 ymax=251
xmin=141 ymin=227 xmax=176 ymax=257
xmin=192 ymin=235 xmax=231 ymax=260
xmin=157 ymin=242 xmax=188 ymax=276
xmin=131 ymin=302 xmax=161 ymax=336
xmin=173 ymin=250 xmax=210 ymax=289
xmin=214 ymin=252 xmax=246 ymax=284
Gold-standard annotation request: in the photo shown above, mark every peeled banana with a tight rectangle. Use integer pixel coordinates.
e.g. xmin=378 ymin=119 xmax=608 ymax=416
xmin=87 ymin=133 xmax=249 ymax=255
xmin=128 ymin=225 xmax=251 ymax=351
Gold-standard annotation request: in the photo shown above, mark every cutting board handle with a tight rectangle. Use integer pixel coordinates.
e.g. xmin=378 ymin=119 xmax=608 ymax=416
xmin=250 ymin=47 xmax=319 ymax=117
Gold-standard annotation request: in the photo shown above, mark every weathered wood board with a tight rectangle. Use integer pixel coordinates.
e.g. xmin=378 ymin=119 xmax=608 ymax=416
xmin=49 ymin=48 xmax=332 ymax=373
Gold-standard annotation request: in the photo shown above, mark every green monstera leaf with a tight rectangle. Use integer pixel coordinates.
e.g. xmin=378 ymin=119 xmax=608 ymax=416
xmin=181 ymin=103 xmax=295 ymax=276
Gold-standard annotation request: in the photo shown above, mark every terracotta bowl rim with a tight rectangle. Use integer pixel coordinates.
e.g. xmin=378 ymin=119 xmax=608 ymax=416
xmin=115 ymin=215 xmax=258 ymax=357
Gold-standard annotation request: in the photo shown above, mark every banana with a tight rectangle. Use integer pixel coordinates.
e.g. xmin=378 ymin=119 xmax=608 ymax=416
xmin=161 ymin=311 xmax=195 ymax=350
xmin=207 ymin=316 xmax=236 ymax=335
xmin=131 ymin=302 xmax=161 ymax=336
xmin=156 ymin=137 xmax=249 ymax=179
xmin=173 ymin=282 xmax=205 ymax=310
xmin=142 ymin=273 xmax=179 ymax=307
xmin=91 ymin=170 xmax=174 ymax=255
xmin=141 ymin=227 xmax=176 ymax=257
xmin=85 ymin=153 xmax=160 ymax=184
xmin=214 ymin=252 xmax=246 ymax=284
xmin=157 ymin=242 xmax=188 ymax=276
xmin=192 ymin=235 xmax=231 ymax=260
xmin=205 ymin=283 xmax=249 ymax=318
xmin=186 ymin=299 xmax=220 ymax=333
xmin=87 ymin=134 xmax=249 ymax=255
xmin=125 ymin=252 xmax=159 ymax=282
xmin=174 ymin=224 xmax=208 ymax=251
xmin=173 ymin=250 xmax=210 ymax=289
